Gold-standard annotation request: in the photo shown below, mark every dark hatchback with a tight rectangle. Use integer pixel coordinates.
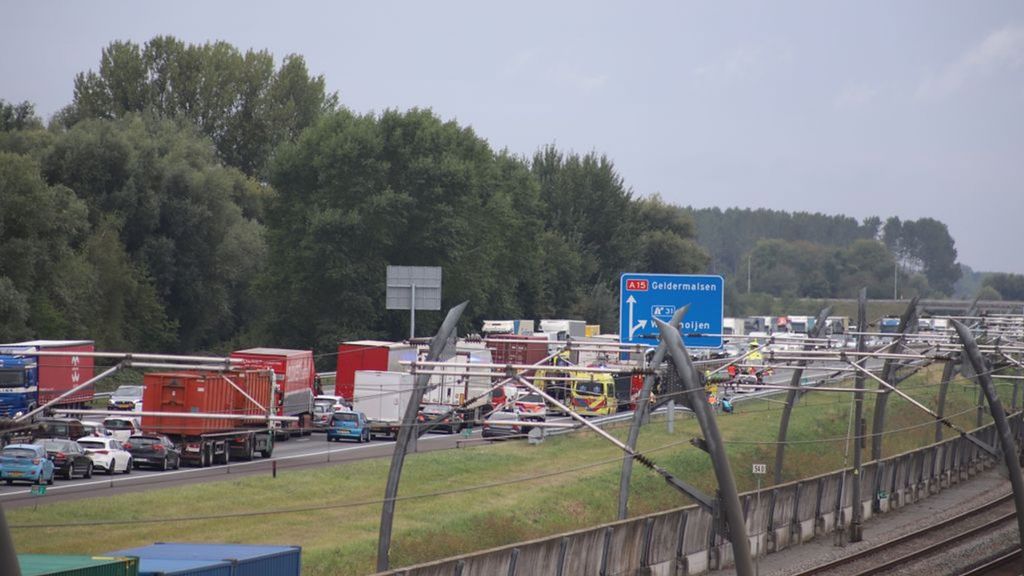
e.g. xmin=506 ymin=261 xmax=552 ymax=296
xmin=32 ymin=438 xmax=93 ymax=480
xmin=124 ymin=434 xmax=181 ymax=471
xmin=33 ymin=417 xmax=87 ymax=440
xmin=416 ymin=403 xmax=463 ymax=434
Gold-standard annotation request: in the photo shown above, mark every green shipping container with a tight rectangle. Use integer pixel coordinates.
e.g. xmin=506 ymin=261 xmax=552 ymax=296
xmin=18 ymin=554 xmax=139 ymax=576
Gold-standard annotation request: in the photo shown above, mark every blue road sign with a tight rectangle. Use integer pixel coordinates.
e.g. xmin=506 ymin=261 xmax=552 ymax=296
xmin=619 ymin=273 xmax=724 ymax=348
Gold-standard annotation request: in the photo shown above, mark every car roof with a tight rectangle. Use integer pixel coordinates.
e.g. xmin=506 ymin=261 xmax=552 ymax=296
xmin=77 ymin=436 xmax=113 ymax=442
xmin=2 ymin=444 xmax=43 ymax=451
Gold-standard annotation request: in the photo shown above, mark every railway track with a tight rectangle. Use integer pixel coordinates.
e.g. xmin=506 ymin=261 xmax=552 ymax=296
xmin=792 ymin=492 xmax=1017 ymax=576
xmin=958 ymin=547 xmax=1022 ymax=576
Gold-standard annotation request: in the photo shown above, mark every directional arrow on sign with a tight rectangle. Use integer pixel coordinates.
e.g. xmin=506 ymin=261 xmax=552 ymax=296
xmin=627 ymin=295 xmax=648 ymax=338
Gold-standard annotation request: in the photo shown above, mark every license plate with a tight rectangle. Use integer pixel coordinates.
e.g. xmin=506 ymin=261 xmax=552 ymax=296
xmin=135 ymin=458 xmax=149 ymax=462
xmin=9 ymin=472 xmax=22 ymax=477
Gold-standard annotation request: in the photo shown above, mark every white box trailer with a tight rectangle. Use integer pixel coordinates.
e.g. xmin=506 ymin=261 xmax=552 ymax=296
xmin=722 ymin=318 xmax=745 ymax=339
xmin=481 ymin=319 xmax=535 ymax=336
xmin=538 ymin=319 xmax=586 ymax=340
xmin=422 ymin=341 xmax=494 ymax=419
xmin=353 ymin=370 xmax=415 ymax=438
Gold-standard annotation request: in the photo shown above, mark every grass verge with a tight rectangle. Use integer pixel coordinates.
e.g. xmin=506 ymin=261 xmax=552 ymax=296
xmin=7 ymin=366 xmax=1015 ymax=575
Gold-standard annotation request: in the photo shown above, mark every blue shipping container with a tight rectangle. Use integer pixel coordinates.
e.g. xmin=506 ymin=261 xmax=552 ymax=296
xmin=137 ymin=558 xmax=232 ymax=576
xmin=104 ymin=544 xmax=301 ymax=576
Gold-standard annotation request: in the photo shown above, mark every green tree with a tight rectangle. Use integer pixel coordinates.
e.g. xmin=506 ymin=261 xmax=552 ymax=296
xmin=263 ymin=108 xmax=544 ymax=348
xmin=881 ymin=217 xmax=960 ymax=295
xmin=0 ymin=152 xmax=90 ymax=338
xmin=41 ymin=115 xmax=265 ymax=351
xmin=0 ymin=100 xmax=42 ymax=131
xmin=63 ymin=37 xmax=336 ymax=177
xmin=983 ymin=273 xmax=1024 ymax=301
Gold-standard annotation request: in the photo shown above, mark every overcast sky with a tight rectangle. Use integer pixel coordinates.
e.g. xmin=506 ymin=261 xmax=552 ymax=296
xmin=3 ymin=1 xmax=1022 ymax=274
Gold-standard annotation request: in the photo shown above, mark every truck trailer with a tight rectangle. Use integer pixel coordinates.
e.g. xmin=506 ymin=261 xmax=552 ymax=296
xmin=230 ymin=348 xmax=315 ymax=436
xmin=335 ymin=341 xmax=417 ymax=401
xmin=352 ymin=370 xmax=415 ymax=439
xmin=141 ymin=370 xmax=275 ymax=466
xmin=0 ymin=340 xmax=95 ymax=417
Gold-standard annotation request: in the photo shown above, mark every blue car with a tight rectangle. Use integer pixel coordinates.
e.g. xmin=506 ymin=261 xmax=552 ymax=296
xmin=1 ymin=444 xmax=55 ymax=486
xmin=326 ymin=411 xmax=370 ymax=443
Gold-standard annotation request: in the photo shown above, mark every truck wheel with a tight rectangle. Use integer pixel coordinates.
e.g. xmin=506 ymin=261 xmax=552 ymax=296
xmin=4 ymin=480 xmax=10 ymax=486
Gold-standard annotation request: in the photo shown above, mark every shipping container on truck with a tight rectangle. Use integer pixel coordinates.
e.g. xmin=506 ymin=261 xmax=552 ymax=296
xmin=105 ymin=543 xmax=302 ymax=576
xmin=18 ymin=554 xmax=139 ymax=576
xmin=0 ymin=340 xmax=95 ymax=418
xmin=334 ymin=341 xmax=417 ymax=401
xmin=352 ymin=370 xmax=415 ymax=439
xmin=230 ymin=348 xmax=315 ymax=436
xmin=485 ymin=334 xmax=549 ymax=368
xmin=141 ymin=370 xmax=275 ymax=466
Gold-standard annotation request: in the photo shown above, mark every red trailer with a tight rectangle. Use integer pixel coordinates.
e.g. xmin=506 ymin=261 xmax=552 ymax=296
xmin=141 ymin=370 xmax=275 ymax=466
xmin=230 ymin=348 xmax=315 ymax=435
xmin=0 ymin=340 xmax=95 ymax=416
xmin=334 ymin=341 xmax=417 ymax=401
xmin=485 ymin=335 xmax=549 ymax=368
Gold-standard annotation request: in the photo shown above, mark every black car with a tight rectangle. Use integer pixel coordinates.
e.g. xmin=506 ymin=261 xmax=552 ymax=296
xmin=32 ymin=438 xmax=93 ymax=480
xmin=124 ymin=434 xmax=180 ymax=471
xmin=416 ymin=403 xmax=463 ymax=434
xmin=33 ymin=417 xmax=86 ymax=441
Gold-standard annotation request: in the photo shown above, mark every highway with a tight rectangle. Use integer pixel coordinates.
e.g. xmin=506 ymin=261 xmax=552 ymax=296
xmin=0 ymin=430 xmax=482 ymax=509
xmin=0 ymin=362 xmax=882 ymax=509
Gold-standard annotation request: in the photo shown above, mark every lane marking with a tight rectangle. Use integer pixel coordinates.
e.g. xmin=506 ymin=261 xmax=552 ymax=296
xmin=0 ymin=434 xmax=464 ymax=499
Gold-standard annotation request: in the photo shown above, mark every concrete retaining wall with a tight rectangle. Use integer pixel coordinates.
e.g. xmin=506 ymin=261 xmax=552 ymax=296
xmin=377 ymin=414 xmax=1022 ymax=576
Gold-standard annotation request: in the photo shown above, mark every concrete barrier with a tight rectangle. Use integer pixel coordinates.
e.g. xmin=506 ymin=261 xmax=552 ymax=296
xmin=376 ymin=414 xmax=1021 ymax=576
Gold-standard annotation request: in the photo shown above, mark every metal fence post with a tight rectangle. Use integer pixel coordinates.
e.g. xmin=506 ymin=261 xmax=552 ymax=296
xmin=617 ymin=306 xmax=687 ymax=519
xmin=870 ymin=298 xmax=919 ymax=460
xmin=656 ymin=319 xmax=755 ymax=576
xmin=773 ymin=307 xmax=831 ymax=485
xmin=953 ymin=319 xmax=1024 ymax=546
xmin=850 ymin=288 xmax=867 ymax=542
xmin=376 ymin=302 xmax=467 ymax=572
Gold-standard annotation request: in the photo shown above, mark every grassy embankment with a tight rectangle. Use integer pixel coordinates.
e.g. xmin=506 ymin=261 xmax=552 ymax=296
xmin=8 ymin=366 xmax=1016 ymax=575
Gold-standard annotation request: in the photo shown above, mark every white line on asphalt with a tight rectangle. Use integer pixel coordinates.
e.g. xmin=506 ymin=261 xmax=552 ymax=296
xmin=0 ymin=434 xmax=462 ymax=499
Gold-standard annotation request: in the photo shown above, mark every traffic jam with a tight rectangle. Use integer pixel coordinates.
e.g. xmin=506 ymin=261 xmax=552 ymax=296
xmin=0 ymin=313 xmax=869 ymax=493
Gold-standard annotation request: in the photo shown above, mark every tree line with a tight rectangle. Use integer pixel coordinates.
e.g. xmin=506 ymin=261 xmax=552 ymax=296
xmin=1 ymin=36 xmax=1015 ymax=360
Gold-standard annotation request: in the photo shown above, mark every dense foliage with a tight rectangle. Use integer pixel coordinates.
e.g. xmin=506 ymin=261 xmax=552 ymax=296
xmin=0 ymin=36 xmax=984 ymax=358
xmin=688 ymin=207 xmax=961 ymax=301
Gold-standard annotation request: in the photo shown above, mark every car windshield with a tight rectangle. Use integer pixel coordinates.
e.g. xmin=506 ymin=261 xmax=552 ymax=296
xmin=2 ymin=448 xmax=37 ymax=458
xmin=113 ymin=385 xmax=143 ymax=398
xmin=105 ymin=419 xmax=134 ymax=430
xmin=130 ymin=437 xmax=162 ymax=446
xmin=332 ymin=413 xmax=358 ymax=424
xmin=575 ymin=381 xmax=604 ymax=396
xmin=35 ymin=439 xmax=73 ymax=451
xmin=78 ymin=441 xmax=106 ymax=450
xmin=41 ymin=422 xmax=71 ymax=436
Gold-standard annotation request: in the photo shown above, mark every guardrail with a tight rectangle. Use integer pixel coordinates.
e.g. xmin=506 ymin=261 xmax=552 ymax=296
xmin=374 ymin=413 xmax=1020 ymax=576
